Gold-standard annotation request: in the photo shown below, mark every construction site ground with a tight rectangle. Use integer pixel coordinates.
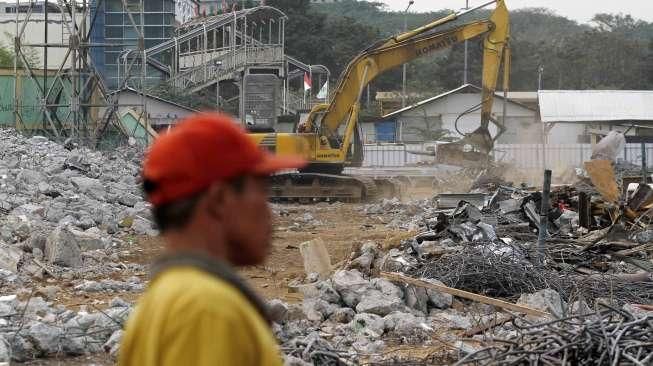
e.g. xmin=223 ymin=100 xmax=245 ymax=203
xmin=20 ymin=193 xmax=431 ymax=365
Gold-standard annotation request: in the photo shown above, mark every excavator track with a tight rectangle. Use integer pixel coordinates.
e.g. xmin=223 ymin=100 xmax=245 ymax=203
xmin=269 ymin=173 xmax=400 ymax=203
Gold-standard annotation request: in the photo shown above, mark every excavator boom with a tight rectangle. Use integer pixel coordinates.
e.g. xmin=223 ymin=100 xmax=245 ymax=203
xmin=250 ymin=1 xmax=510 ymax=202
xmin=309 ymin=0 xmax=509 ymax=159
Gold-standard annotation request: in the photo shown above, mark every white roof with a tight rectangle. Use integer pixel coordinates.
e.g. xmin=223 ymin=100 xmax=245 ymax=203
xmin=538 ymin=90 xmax=653 ymax=123
xmin=382 ymin=84 xmax=533 ymax=119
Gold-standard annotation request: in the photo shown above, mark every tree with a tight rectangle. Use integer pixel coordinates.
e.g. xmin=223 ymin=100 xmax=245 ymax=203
xmin=0 ymin=32 xmax=38 ymax=68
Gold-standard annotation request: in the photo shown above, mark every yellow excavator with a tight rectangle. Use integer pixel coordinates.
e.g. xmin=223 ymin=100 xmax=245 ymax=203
xmin=250 ymin=0 xmax=510 ymax=202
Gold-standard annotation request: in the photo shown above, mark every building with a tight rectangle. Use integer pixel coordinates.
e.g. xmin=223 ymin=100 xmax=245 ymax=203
xmin=368 ymin=84 xmax=540 ymax=144
xmin=197 ymin=0 xmax=265 ymax=16
xmin=539 ymin=90 xmax=653 ymax=144
xmin=109 ymin=86 xmax=197 ymax=131
xmin=0 ymin=1 xmax=84 ymax=69
xmin=90 ymin=0 xmax=177 ymax=90
xmin=175 ymin=0 xmax=199 ymax=24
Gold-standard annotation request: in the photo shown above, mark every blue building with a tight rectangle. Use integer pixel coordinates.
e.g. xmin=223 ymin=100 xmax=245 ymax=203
xmin=91 ymin=0 xmax=176 ymax=89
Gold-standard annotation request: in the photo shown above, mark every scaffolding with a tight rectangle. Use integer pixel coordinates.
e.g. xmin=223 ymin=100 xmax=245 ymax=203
xmin=11 ymin=0 xmax=148 ymax=146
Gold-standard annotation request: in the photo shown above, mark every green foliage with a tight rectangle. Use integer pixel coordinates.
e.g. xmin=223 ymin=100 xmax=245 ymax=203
xmin=148 ymin=83 xmax=216 ymax=110
xmin=272 ymin=0 xmax=653 ymax=97
xmin=0 ymin=32 xmax=37 ymax=68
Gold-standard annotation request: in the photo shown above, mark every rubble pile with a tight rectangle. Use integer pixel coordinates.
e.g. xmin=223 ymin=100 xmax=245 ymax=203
xmin=0 ymin=129 xmax=155 ymax=280
xmin=457 ymin=305 xmax=653 ymax=365
xmin=347 ymin=158 xmax=653 ymax=362
xmin=0 ymin=294 xmax=130 ymax=361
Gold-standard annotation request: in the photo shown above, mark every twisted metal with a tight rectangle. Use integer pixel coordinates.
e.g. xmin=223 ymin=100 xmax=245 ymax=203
xmin=409 ymin=242 xmax=653 ymax=305
xmin=456 ymin=306 xmax=653 ymax=365
xmin=282 ymin=332 xmax=356 ymax=366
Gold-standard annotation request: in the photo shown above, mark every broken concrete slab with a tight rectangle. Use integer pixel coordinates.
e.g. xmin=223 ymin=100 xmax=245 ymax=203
xmin=329 ymin=307 xmax=355 ymax=323
xmin=517 ymin=289 xmax=566 ymax=318
xmin=70 ymin=177 xmax=106 ymax=201
xmin=404 ymin=284 xmax=428 ymax=315
xmin=268 ymin=299 xmax=289 ymax=324
xmin=350 ymin=313 xmax=385 ymax=338
xmin=355 ymin=289 xmax=404 ymax=316
xmin=0 ymin=242 xmax=23 ymax=272
xmin=299 ymin=238 xmax=332 ymax=279
xmin=44 ymin=227 xmax=82 ymax=267
xmin=332 ymin=270 xmax=372 ymax=307
xmin=423 ymin=279 xmax=453 ymax=309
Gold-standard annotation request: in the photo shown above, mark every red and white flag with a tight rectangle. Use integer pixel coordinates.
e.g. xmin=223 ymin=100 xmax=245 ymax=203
xmin=303 ymin=73 xmax=312 ymax=92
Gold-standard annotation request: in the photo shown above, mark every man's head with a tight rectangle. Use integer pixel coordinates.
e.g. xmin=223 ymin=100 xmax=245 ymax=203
xmin=142 ymin=113 xmax=305 ymax=265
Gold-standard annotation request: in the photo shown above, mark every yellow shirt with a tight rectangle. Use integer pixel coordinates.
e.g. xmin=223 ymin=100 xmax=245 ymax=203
xmin=118 ymin=266 xmax=283 ymax=366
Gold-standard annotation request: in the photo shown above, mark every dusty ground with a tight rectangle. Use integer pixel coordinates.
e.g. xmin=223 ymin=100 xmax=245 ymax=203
xmin=23 ymin=200 xmax=420 ymax=365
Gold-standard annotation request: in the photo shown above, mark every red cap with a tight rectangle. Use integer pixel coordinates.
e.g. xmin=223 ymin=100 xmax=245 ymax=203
xmin=143 ymin=113 xmax=306 ymax=206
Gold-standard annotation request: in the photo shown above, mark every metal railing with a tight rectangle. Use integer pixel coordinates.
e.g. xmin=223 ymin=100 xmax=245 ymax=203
xmin=170 ymin=45 xmax=283 ymax=91
xmin=359 ymin=143 xmax=653 ymax=170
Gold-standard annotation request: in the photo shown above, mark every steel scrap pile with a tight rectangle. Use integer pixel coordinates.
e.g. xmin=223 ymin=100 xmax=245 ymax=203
xmin=401 ymin=173 xmax=653 ymax=304
xmin=456 ymin=306 xmax=653 ymax=365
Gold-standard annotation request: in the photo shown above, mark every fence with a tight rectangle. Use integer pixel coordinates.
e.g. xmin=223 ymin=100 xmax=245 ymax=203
xmin=361 ymin=143 xmax=653 ymax=170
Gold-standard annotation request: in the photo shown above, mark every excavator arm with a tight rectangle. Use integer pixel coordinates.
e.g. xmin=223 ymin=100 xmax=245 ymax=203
xmin=305 ymin=0 xmax=510 ymax=159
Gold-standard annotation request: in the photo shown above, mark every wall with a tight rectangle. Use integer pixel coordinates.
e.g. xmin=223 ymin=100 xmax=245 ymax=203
xmin=0 ymin=70 xmax=72 ymax=129
xmin=358 ymin=142 xmax=653 ymax=171
xmin=113 ymin=90 xmax=195 ymax=128
xmin=546 ymin=121 xmax=653 ymax=144
xmin=0 ymin=13 xmax=85 ymax=69
xmin=391 ymin=93 xmax=539 ymax=144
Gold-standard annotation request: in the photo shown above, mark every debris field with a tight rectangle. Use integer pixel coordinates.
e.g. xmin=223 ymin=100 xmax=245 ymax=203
xmin=1 ymin=128 xmax=652 ymax=365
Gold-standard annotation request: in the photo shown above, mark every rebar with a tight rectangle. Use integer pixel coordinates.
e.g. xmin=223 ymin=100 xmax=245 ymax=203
xmin=456 ymin=306 xmax=653 ymax=365
xmin=409 ymin=242 xmax=653 ymax=305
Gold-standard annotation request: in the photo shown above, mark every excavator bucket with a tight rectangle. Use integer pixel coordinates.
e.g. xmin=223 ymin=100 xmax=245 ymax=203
xmin=435 ymin=127 xmax=494 ymax=167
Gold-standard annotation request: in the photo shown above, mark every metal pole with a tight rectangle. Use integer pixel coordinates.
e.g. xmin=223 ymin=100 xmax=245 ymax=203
xmin=642 ymin=142 xmax=647 ymax=184
xmin=538 ymin=66 xmax=546 ymax=169
xmin=463 ymin=0 xmax=469 ymax=84
xmin=537 ymin=169 xmax=552 ymax=265
xmin=43 ymin=0 xmax=48 ymax=130
xmin=401 ymin=1 xmax=413 ymax=108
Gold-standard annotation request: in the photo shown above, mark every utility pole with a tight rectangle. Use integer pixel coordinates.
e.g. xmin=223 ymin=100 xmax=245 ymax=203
xmin=401 ymin=0 xmax=414 ymax=108
xmin=463 ymin=0 xmax=469 ymax=84
xmin=538 ymin=65 xmax=546 ymax=170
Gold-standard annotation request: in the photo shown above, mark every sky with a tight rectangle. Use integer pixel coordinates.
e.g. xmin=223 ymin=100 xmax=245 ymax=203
xmin=381 ymin=0 xmax=653 ymax=23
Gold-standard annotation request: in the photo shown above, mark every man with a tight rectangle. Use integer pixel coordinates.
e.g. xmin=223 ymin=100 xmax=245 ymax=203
xmin=118 ymin=113 xmax=305 ymax=366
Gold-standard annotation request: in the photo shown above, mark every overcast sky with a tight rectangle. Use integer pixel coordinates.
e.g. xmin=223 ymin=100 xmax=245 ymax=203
xmin=381 ymin=0 xmax=653 ymax=23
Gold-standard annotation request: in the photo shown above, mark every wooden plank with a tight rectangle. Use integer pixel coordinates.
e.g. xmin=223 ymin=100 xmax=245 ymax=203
xmin=381 ymin=272 xmax=550 ymax=317
xmin=584 ymin=160 xmax=619 ymax=203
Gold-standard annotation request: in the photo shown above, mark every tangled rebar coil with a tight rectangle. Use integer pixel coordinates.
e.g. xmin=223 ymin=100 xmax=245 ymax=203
xmin=456 ymin=306 xmax=653 ymax=365
xmin=409 ymin=243 xmax=653 ymax=305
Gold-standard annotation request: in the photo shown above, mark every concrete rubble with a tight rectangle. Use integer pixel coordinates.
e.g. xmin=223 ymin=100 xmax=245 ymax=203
xmin=2 ymin=128 xmax=652 ymax=364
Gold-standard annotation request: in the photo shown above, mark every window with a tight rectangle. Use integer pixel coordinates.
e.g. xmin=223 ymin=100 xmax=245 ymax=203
xmin=144 ymin=13 xmax=163 ymax=24
xmin=145 ymin=39 xmax=163 ymax=48
xmin=144 ymin=0 xmax=163 ymax=12
xmin=105 ymin=13 xmax=122 ymax=25
xmin=145 ymin=26 xmax=164 ymax=38
xmin=105 ymin=52 xmax=121 ymax=64
xmin=124 ymin=26 xmax=139 ymax=38
xmin=163 ymin=0 xmax=174 ymax=12
xmin=106 ymin=0 xmax=122 ymax=12
xmin=163 ymin=14 xmax=174 ymax=25
xmin=105 ymin=26 xmax=123 ymax=38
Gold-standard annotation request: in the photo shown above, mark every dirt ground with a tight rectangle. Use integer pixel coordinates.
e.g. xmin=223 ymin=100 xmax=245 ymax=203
xmin=121 ymin=202 xmax=408 ymax=303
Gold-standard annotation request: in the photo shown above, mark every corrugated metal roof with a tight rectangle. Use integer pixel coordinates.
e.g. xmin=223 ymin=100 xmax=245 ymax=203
xmin=538 ymin=90 xmax=653 ymax=123
xmin=381 ymin=84 xmax=534 ymax=119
